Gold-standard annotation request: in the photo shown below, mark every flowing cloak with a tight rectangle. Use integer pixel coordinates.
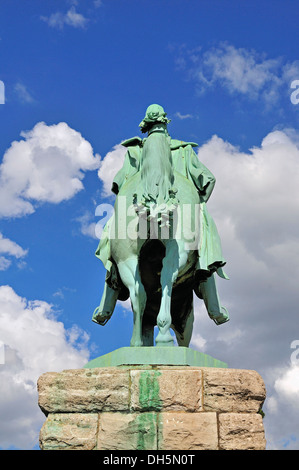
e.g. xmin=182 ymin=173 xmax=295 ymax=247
xmin=95 ymin=136 xmax=228 ymax=300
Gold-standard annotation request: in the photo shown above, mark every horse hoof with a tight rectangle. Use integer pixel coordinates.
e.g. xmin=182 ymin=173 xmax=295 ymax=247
xmin=155 ymin=331 xmax=174 ymax=347
xmin=209 ymin=307 xmax=229 ymax=325
xmin=92 ymin=307 xmax=112 ymax=326
xmin=130 ymin=340 xmax=143 ymax=347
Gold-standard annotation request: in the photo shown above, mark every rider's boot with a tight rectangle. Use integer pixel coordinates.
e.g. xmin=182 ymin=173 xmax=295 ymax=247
xmin=199 ymin=274 xmax=229 ymax=325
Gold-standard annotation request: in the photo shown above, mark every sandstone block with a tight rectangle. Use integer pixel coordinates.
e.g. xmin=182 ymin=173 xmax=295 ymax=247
xmin=130 ymin=368 xmax=202 ymax=412
xmin=97 ymin=412 xmax=158 ymax=450
xmin=37 ymin=368 xmax=130 ymax=414
xmin=219 ymin=413 xmax=266 ymax=450
xmin=158 ymin=412 xmax=218 ymax=450
xmin=39 ymin=413 xmax=98 ymax=450
xmin=203 ymin=368 xmax=266 ymax=413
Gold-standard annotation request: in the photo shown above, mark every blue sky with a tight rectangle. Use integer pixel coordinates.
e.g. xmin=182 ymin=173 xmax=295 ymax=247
xmin=1 ymin=0 xmax=299 ymax=450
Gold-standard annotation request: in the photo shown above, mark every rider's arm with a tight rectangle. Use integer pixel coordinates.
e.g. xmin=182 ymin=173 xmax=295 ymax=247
xmin=186 ymin=145 xmax=216 ymax=202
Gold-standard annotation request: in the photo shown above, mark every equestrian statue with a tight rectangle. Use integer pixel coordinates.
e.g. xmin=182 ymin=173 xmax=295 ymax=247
xmin=92 ymin=104 xmax=229 ymax=347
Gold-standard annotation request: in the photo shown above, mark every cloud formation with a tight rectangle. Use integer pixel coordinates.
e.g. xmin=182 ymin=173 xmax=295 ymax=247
xmin=97 ymin=143 xmax=126 ymax=198
xmin=14 ymin=83 xmax=34 ymax=104
xmin=0 ymin=285 xmax=90 ymax=449
xmin=175 ymin=112 xmax=193 ymax=120
xmin=76 ymin=210 xmax=98 ymax=239
xmin=41 ymin=6 xmax=89 ymax=30
xmin=176 ymin=42 xmax=299 ymax=105
xmin=0 ymin=233 xmax=28 ymax=271
xmin=0 ymin=121 xmax=100 ymax=218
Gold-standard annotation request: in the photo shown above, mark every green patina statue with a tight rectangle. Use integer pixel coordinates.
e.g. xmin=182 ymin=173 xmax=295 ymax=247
xmin=93 ymin=104 xmax=229 ymax=347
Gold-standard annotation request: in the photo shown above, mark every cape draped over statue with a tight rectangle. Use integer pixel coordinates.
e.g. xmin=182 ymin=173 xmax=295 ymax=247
xmin=95 ymin=136 xmax=228 ymax=302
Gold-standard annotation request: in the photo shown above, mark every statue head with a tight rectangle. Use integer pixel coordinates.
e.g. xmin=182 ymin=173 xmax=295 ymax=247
xmin=139 ymin=104 xmax=171 ymax=133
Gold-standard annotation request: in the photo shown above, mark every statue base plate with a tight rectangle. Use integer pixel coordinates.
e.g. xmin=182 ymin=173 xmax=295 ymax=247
xmin=83 ymin=346 xmax=227 ymax=369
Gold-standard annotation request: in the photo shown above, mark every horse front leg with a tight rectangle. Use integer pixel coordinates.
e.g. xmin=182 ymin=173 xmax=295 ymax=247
xmin=155 ymin=240 xmax=181 ymax=346
xmin=118 ymin=258 xmax=147 ymax=347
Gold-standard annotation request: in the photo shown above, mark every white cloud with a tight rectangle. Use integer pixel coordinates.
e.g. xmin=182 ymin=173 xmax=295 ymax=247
xmin=190 ymin=331 xmax=207 ymax=351
xmin=0 ymin=121 xmax=100 ymax=218
xmin=97 ymin=143 xmax=126 ymax=197
xmin=177 ymin=42 xmax=299 ymax=105
xmin=263 ymin=361 xmax=299 ymax=449
xmin=118 ymin=298 xmax=132 ymax=311
xmin=52 ymin=286 xmax=76 ymax=299
xmin=0 ymin=233 xmax=28 ymax=259
xmin=200 ymin=43 xmax=281 ymax=100
xmin=0 ymin=285 xmax=90 ymax=449
xmin=76 ymin=210 xmax=98 ymax=239
xmin=64 ymin=5 xmax=88 ymax=28
xmin=41 ymin=6 xmax=89 ymax=30
xmin=75 ymin=142 xmax=127 ymax=238
xmin=0 ymin=257 xmax=11 ymax=271
xmin=282 ymin=60 xmax=299 ymax=85
xmin=274 ymin=364 xmax=299 ymax=404
xmin=197 ymin=129 xmax=299 ymax=260
xmin=195 ymin=131 xmax=299 ymax=346
xmin=175 ymin=112 xmax=193 ymax=120
xmin=14 ymin=83 xmax=34 ymax=104
xmin=0 ymin=233 xmax=28 ymax=271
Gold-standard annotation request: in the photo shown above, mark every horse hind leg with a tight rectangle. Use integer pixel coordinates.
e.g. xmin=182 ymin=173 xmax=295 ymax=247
xmin=172 ymin=303 xmax=194 ymax=348
xmin=92 ymin=281 xmax=119 ymax=325
xmin=199 ymin=274 xmax=229 ymax=325
xmin=117 ymin=258 xmax=147 ymax=347
xmin=142 ymin=318 xmax=155 ymax=346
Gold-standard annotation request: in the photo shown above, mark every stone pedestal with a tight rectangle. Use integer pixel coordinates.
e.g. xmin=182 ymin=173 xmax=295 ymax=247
xmin=38 ymin=354 xmax=266 ymax=450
